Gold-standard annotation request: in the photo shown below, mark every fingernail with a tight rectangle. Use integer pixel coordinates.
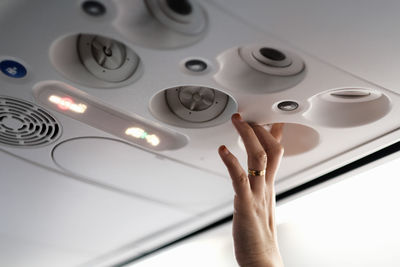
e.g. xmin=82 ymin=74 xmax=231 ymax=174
xmin=232 ymin=113 xmax=243 ymax=121
xmin=220 ymin=145 xmax=229 ymax=155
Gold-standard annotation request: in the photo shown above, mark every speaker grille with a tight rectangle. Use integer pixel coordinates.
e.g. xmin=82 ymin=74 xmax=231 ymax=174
xmin=0 ymin=96 xmax=61 ymax=147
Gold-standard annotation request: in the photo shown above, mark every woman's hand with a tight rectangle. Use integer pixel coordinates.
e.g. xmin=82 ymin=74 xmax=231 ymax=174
xmin=218 ymin=113 xmax=284 ymax=267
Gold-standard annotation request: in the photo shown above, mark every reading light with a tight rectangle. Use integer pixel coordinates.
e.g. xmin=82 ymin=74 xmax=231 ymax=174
xmin=184 ymin=59 xmax=208 ymax=73
xmin=277 ymin=101 xmax=299 ymax=112
xmin=48 ymin=95 xmax=87 ymax=113
xmin=82 ymin=1 xmax=106 ymax=17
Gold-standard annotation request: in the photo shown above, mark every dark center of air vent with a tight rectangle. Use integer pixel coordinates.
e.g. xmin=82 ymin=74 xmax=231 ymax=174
xmin=166 ymin=0 xmax=193 ymax=15
xmin=259 ymin=47 xmax=286 ymax=61
xmin=0 ymin=96 xmax=61 ymax=147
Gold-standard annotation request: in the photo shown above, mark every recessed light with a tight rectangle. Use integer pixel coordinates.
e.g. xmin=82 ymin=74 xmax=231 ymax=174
xmin=277 ymin=101 xmax=299 ymax=111
xmin=82 ymin=1 xmax=106 ymax=16
xmin=184 ymin=59 xmax=208 ymax=73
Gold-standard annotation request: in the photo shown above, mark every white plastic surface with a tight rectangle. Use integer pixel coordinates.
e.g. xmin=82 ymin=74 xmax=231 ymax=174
xmin=238 ymin=123 xmax=320 ymax=156
xmin=0 ymin=149 xmax=191 ymax=267
xmin=52 ymin=137 xmax=233 ymax=211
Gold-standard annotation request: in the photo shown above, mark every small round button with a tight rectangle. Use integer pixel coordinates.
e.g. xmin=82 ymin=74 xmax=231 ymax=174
xmin=0 ymin=60 xmax=27 ymax=78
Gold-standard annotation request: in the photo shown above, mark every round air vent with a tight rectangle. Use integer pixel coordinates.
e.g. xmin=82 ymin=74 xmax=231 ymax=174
xmin=166 ymin=86 xmax=228 ymax=122
xmin=113 ymin=0 xmax=207 ymax=49
xmin=240 ymin=45 xmax=304 ymax=76
xmin=149 ymin=86 xmax=237 ymax=128
xmin=77 ymin=34 xmax=140 ymax=83
xmin=214 ymin=45 xmax=306 ymax=94
xmin=0 ymin=96 xmax=61 ymax=147
xmin=146 ymin=0 xmax=206 ymax=35
xmin=304 ymin=88 xmax=391 ymax=127
xmin=50 ymin=34 xmax=142 ymax=88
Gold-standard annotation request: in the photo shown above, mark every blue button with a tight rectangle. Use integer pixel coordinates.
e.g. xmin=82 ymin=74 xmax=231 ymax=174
xmin=0 ymin=60 xmax=27 ymax=78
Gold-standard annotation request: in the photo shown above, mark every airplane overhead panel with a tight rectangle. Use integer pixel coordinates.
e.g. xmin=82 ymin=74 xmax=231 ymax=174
xmin=0 ymin=0 xmax=400 ymax=266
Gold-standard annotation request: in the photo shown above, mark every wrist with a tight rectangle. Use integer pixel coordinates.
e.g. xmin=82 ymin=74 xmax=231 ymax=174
xmin=241 ymin=252 xmax=284 ymax=267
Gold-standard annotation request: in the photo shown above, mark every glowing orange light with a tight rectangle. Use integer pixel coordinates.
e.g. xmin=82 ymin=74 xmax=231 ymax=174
xmin=58 ymin=97 xmax=72 ymax=110
xmin=48 ymin=95 xmax=87 ymax=113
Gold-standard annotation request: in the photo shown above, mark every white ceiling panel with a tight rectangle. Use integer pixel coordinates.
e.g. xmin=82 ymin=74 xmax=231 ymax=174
xmin=52 ymin=137 xmax=233 ymax=212
xmin=0 ymin=149 xmax=192 ymax=267
xmin=0 ymin=233 xmax=92 ymax=267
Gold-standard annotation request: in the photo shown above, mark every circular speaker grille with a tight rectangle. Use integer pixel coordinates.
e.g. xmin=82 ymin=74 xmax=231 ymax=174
xmin=0 ymin=96 xmax=61 ymax=147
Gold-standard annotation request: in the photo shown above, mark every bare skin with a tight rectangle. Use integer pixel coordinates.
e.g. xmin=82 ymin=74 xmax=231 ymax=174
xmin=218 ymin=113 xmax=284 ymax=267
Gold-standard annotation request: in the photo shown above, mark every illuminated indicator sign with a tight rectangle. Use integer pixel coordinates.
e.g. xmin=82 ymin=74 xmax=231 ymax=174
xmin=125 ymin=127 xmax=160 ymax=146
xmin=48 ymin=95 xmax=87 ymax=113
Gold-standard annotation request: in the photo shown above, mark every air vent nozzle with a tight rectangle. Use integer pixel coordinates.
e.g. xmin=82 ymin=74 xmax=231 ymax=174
xmin=214 ymin=45 xmax=306 ymax=94
xmin=304 ymin=88 xmax=391 ymax=127
xmin=114 ymin=0 xmax=207 ymax=49
xmin=149 ymin=86 xmax=237 ymax=128
xmin=78 ymin=34 xmax=140 ymax=83
xmin=178 ymin=87 xmax=215 ymax=111
xmin=50 ymin=34 xmax=142 ymax=88
xmin=166 ymin=86 xmax=228 ymax=123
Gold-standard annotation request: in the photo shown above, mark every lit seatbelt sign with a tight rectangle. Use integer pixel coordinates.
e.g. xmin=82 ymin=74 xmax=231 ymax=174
xmin=48 ymin=95 xmax=87 ymax=113
xmin=125 ymin=127 xmax=160 ymax=146
xmin=34 ymin=81 xmax=188 ymax=151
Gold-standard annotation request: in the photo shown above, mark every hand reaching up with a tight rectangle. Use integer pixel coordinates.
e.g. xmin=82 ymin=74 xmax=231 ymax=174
xmin=218 ymin=113 xmax=284 ymax=267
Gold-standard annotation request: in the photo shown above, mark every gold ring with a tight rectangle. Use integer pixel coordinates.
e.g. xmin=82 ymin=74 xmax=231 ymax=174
xmin=248 ymin=168 xmax=266 ymax=176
